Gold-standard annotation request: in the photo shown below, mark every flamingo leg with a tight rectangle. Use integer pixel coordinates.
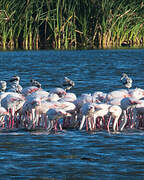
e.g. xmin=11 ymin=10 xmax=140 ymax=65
xmin=113 ymin=116 xmax=119 ymax=132
xmin=86 ymin=117 xmax=88 ymax=131
xmin=97 ymin=117 xmax=101 ymax=129
xmin=79 ymin=115 xmax=86 ymax=130
xmin=120 ymin=110 xmax=127 ymax=131
xmin=11 ymin=108 xmax=15 ymax=129
xmin=88 ymin=117 xmax=92 ymax=131
xmin=107 ymin=116 xmax=111 ymax=132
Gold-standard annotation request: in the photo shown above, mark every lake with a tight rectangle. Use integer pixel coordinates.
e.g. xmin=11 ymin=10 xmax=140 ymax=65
xmin=0 ymin=49 xmax=144 ymax=179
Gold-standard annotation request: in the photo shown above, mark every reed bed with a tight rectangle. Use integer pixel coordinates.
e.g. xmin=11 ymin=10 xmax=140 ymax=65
xmin=0 ymin=0 xmax=143 ymax=50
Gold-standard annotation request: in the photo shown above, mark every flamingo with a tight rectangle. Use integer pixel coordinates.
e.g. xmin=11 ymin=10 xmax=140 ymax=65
xmin=74 ymin=93 xmax=100 ymax=125
xmin=79 ymin=102 xmax=96 ymax=131
xmin=22 ymin=86 xmax=41 ymax=97
xmin=106 ymin=89 xmax=130 ymax=102
xmin=120 ymin=97 xmax=141 ymax=131
xmin=46 ymin=108 xmax=71 ymax=131
xmin=92 ymin=91 xmax=107 ymax=102
xmin=74 ymin=93 xmax=98 ymax=110
xmin=108 ymin=105 xmax=122 ymax=132
xmin=49 ymin=87 xmax=66 ymax=98
xmin=0 ymin=81 xmax=7 ymax=92
xmin=60 ymin=92 xmax=77 ymax=103
xmin=128 ymin=88 xmax=144 ymax=100
xmin=1 ymin=93 xmax=25 ymax=110
xmin=93 ymin=103 xmax=110 ymax=130
xmin=108 ymin=97 xmax=123 ymax=106
xmin=30 ymin=79 xmax=41 ymax=88
xmin=0 ymin=106 xmax=9 ymax=128
xmin=131 ymin=100 xmax=144 ymax=128
xmin=120 ymin=73 xmax=132 ymax=89
xmin=9 ymin=75 xmax=23 ymax=93
xmin=62 ymin=77 xmax=75 ymax=91
xmin=47 ymin=93 xmax=60 ymax=102
xmin=0 ymin=92 xmax=25 ymax=128
xmin=27 ymin=89 xmax=49 ymax=101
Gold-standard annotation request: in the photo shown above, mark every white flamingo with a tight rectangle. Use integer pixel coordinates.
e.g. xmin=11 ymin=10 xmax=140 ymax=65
xmin=93 ymin=103 xmax=110 ymax=130
xmin=0 ymin=81 xmax=7 ymax=92
xmin=46 ymin=108 xmax=71 ymax=131
xmin=62 ymin=77 xmax=75 ymax=91
xmin=120 ymin=97 xmax=140 ymax=131
xmin=22 ymin=86 xmax=41 ymax=97
xmin=108 ymin=105 xmax=122 ymax=132
xmin=92 ymin=91 xmax=107 ymax=102
xmin=120 ymin=73 xmax=132 ymax=89
xmin=128 ymin=88 xmax=144 ymax=100
xmin=106 ymin=89 xmax=130 ymax=102
xmin=131 ymin=100 xmax=144 ymax=128
xmin=60 ymin=92 xmax=77 ymax=103
xmin=79 ymin=102 xmax=96 ymax=131
xmin=0 ymin=92 xmax=25 ymax=128
xmin=9 ymin=75 xmax=23 ymax=93
xmin=47 ymin=93 xmax=60 ymax=102
xmin=49 ymin=87 xmax=66 ymax=98
xmin=0 ymin=106 xmax=9 ymax=128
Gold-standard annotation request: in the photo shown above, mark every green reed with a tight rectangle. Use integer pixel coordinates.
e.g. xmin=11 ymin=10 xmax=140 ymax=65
xmin=0 ymin=0 xmax=143 ymax=49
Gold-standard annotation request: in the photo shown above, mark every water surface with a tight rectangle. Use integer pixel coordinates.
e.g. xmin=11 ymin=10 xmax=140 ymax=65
xmin=0 ymin=49 xmax=144 ymax=179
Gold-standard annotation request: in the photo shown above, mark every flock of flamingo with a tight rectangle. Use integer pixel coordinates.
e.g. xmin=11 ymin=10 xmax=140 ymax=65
xmin=0 ymin=73 xmax=144 ymax=133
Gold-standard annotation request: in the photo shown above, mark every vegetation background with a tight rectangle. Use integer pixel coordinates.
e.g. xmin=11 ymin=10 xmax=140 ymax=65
xmin=0 ymin=0 xmax=143 ymax=50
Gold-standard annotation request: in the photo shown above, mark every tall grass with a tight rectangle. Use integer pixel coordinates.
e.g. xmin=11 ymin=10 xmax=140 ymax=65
xmin=0 ymin=0 xmax=143 ymax=49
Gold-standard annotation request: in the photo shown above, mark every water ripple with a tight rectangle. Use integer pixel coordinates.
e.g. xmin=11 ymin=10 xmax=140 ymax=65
xmin=0 ymin=49 xmax=144 ymax=179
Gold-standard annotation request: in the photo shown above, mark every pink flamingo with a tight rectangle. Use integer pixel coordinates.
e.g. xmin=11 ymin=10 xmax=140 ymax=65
xmin=22 ymin=86 xmax=42 ymax=97
xmin=0 ymin=92 xmax=25 ymax=128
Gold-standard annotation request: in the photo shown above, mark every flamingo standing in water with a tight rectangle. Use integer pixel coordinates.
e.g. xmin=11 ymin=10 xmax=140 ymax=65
xmin=79 ymin=102 xmax=96 ymax=131
xmin=0 ymin=92 xmax=25 ymax=128
xmin=0 ymin=106 xmax=9 ymax=128
xmin=132 ymin=100 xmax=144 ymax=128
xmin=46 ymin=108 xmax=71 ymax=131
xmin=57 ymin=100 xmax=76 ymax=128
xmin=93 ymin=103 xmax=110 ymax=130
xmin=120 ymin=97 xmax=141 ymax=131
xmin=107 ymin=105 xmax=122 ymax=132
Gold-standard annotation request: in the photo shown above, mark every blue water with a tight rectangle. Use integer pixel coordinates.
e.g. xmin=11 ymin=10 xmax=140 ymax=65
xmin=0 ymin=49 xmax=144 ymax=179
